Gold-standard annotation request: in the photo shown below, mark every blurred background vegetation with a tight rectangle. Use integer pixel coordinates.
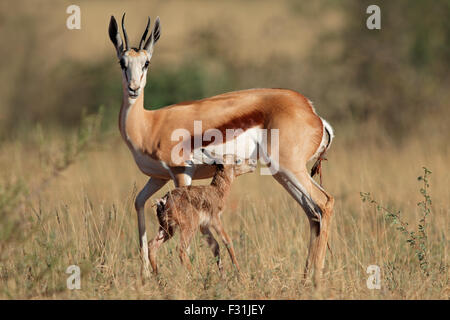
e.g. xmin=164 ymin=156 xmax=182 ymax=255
xmin=0 ymin=0 xmax=448 ymax=143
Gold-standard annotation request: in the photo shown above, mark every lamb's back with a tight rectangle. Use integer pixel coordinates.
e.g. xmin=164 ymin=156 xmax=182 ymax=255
xmin=165 ymin=185 xmax=223 ymax=214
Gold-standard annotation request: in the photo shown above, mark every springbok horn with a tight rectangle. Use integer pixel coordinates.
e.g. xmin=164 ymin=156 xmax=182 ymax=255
xmin=139 ymin=17 xmax=151 ymax=50
xmin=121 ymin=13 xmax=129 ymax=51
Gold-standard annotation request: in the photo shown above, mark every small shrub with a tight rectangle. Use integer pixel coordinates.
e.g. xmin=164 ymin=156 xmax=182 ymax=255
xmin=360 ymin=167 xmax=433 ymax=276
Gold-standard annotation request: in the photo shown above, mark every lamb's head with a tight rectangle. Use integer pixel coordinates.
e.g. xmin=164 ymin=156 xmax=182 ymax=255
xmin=223 ymin=154 xmax=257 ymax=177
xmin=200 ymin=148 xmax=257 ymax=178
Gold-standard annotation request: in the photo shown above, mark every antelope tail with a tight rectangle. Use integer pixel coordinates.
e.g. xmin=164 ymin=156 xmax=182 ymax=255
xmin=310 ymin=119 xmax=334 ymax=184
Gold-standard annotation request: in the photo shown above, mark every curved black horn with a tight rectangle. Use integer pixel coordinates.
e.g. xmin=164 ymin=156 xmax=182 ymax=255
xmin=121 ymin=13 xmax=129 ymax=51
xmin=139 ymin=17 xmax=151 ymax=50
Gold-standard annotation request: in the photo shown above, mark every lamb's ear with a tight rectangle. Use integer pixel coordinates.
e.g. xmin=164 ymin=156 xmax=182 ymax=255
xmin=144 ymin=16 xmax=161 ymax=56
xmin=108 ymin=15 xmax=123 ymax=58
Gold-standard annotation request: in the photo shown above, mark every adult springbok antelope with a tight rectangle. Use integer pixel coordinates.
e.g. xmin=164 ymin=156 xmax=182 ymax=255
xmin=108 ymin=14 xmax=335 ymax=283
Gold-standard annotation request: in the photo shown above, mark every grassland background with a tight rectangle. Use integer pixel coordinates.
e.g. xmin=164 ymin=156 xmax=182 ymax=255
xmin=0 ymin=0 xmax=448 ymax=299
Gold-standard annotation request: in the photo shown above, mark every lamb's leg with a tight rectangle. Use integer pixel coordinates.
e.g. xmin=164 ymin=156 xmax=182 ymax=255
xmin=178 ymin=228 xmax=194 ymax=271
xmin=200 ymin=226 xmax=222 ymax=273
xmin=148 ymin=227 xmax=173 ymax=275
xmin=212 ymin=218 xmax=240 ymax=273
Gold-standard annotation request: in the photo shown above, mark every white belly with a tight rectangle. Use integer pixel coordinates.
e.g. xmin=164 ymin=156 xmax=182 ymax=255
xmin=191 ymin=127 xmax=260 ymax=164
xmin=129 ymin=127 xmax=262 ymax=177
xmin=131 ymin=149 xmax=170 ymax=177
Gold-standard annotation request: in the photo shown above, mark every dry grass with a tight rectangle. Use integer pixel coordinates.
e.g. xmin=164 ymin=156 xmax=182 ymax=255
xmin=0 ymin=119 xmax=448 ymax=299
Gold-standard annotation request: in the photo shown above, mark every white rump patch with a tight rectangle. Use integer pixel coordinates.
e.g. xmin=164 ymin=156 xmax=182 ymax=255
xmin=309 ymin=117 xmax=334 ymax=162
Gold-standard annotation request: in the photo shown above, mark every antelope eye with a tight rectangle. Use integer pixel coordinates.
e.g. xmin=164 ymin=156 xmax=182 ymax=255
xmin=144 ymin=61 xmax=149 ymax=68
xmin=119 ymin=59 xmax=126 ymax=70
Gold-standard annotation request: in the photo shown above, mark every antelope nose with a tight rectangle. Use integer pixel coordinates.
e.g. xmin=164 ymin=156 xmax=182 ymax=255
xmin=128 ymin=85 xmax=140 ymax=92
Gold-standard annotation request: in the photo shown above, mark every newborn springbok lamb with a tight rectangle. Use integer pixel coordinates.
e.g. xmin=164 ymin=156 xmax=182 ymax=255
xmin=148 ymin=151 xmax=257 ymax=275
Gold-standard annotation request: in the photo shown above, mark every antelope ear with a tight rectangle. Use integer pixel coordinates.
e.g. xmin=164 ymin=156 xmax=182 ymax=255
xmin=144 ymin=16 xmax=161 ymax=56
xmin=108 ymin=15 xmax=123 ymax=57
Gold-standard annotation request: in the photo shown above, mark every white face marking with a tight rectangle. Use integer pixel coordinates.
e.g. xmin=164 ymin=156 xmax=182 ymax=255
xmin=120 ymin=50 xmax=151 ymax=99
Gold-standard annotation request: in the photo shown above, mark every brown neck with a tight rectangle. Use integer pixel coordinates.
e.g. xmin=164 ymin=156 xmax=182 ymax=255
xmin=118 ymin=84 xmax=148 ymax=148
xmin=210 ymin=166 xmax=234 ymax=198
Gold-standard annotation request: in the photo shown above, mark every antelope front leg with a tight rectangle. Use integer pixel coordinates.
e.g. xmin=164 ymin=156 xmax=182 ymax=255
xmin=135 ymin=178 xmax=168 ymax=279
